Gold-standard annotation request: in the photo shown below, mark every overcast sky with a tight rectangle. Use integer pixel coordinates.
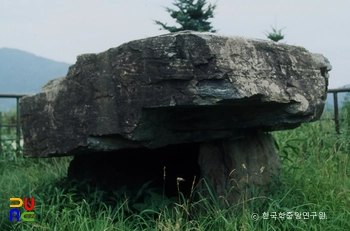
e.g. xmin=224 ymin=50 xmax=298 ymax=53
xmin=1 ymin=0 xmax=349 ymax=88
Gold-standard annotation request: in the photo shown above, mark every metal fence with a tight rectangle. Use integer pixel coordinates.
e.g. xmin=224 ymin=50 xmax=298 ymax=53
xmin=0 ymin=94 xmax=26 ymax=156
xmin=0 ymin=88 xmax=349 ymax=156
xmin=327 ymin=88 xmax=350 ymax=134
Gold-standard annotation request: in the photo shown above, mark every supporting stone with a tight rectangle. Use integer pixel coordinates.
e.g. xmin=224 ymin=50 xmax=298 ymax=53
xmin=198 ymin=132 xmax=280 ymax=204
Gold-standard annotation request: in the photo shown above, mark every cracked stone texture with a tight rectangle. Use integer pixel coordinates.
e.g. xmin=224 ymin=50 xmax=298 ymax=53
xmin=198 ymin=133 xmax=281 ymax=204
xmin=20 ymin=31 xmax=331 ymax=157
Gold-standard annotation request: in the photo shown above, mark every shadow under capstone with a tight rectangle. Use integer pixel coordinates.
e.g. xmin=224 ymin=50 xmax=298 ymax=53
xmin=67 ymin=142 xmax=201 ymax=197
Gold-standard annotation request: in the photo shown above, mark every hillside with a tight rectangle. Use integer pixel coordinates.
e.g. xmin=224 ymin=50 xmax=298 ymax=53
xmin=0 ymin=48 xmax=71 ymax=111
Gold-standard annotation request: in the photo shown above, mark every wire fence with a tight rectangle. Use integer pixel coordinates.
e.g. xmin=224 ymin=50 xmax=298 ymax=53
xmin=0 ymin=89 xmax=349 ymax=156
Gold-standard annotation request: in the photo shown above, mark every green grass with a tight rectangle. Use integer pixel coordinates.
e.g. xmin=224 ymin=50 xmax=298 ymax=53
xmin=0 ymin=110 xmax=350 ymax=230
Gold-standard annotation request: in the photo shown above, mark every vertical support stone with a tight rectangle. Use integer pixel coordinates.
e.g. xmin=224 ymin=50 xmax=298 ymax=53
xmin=198 ymin=132 xmax=281 ymax=204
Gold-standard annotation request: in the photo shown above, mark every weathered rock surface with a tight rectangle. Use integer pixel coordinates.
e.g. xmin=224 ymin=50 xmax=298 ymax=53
xmin=198 ymin=133 xmax=281 ymax=204
xmin=20 ymin=31 xmax=331 ymax=158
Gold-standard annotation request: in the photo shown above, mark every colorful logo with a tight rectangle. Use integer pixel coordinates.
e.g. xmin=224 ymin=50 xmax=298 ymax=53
xmin=9 ymin=198 xmax=35 ymax=222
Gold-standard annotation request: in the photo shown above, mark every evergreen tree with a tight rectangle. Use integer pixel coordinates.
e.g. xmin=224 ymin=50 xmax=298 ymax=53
xmin=265 ymin=25 xmax=285 ymax=42
xmin=154 ymin=0 xmax=217 ymax=33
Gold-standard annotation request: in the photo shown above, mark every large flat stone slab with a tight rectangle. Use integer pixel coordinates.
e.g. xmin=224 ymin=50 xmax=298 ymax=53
xmin=20 ymin=31 xmax=331 ymax=157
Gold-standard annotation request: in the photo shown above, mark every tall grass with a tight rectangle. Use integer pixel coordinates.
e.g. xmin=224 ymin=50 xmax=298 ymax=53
xmin=0 ymin=110 xmax=349 ymax=230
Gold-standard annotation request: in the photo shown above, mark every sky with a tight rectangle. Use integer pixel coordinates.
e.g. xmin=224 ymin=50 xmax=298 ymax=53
xmin=1 ymin=0 xmax=349 ymax=88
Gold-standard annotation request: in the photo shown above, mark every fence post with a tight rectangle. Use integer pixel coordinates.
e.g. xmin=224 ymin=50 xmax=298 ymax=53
xmin=16 ymin=97 xmax=21 ymax=156
xmin=0 ymin=111 xmax=2 ymax=155
xmin=333 ymin=92 xmax=340 ymax=134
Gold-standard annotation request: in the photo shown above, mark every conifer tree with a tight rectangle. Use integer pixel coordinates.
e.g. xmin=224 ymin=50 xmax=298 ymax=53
xmin=154 ymin=0 xmax=217 ymax=33
xmin=265 ymin=25 xmax=285 ymax=42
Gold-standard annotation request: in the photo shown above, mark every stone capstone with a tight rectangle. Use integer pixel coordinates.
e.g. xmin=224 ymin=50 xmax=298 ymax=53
xmin=20 ymin=31 xmax=330 ymax=158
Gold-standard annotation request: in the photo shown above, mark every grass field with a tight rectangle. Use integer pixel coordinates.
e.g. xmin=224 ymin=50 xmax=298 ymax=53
xmin=0 ymin=108 xmax=349 ymax=231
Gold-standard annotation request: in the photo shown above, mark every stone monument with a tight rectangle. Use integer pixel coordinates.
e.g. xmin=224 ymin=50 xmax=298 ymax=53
xmin=20 ymin=31 xmax=331 ymax=203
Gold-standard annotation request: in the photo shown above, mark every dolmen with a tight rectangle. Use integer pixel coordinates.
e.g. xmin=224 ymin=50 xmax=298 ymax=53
xmin=20 ymin=31 xmax=331 ymax=203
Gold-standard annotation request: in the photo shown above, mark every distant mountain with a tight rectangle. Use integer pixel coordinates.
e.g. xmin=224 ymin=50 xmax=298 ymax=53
xmin=0 ymin=48 xmax=71 ymax=111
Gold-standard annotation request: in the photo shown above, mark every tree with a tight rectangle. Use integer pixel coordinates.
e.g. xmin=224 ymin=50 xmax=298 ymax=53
xmin=264 ymin=25 xmax=285 ymax=42
xmin=154 ymin=0 xmax=217 ymax=33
